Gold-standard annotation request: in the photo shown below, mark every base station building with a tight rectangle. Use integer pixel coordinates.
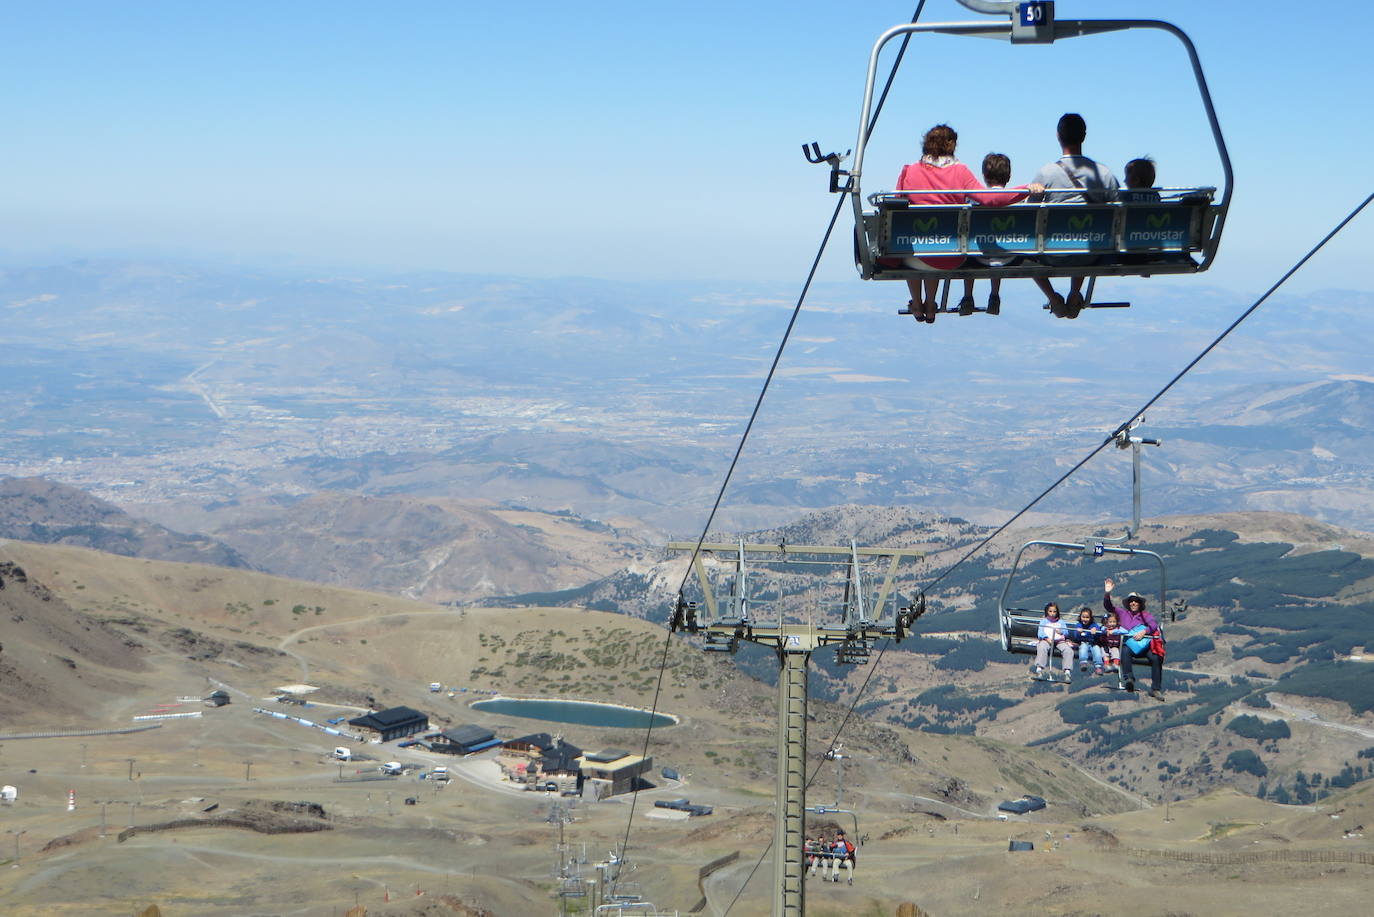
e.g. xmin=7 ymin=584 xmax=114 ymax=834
xmin=348 ymin=706 xmax=429 ymax=742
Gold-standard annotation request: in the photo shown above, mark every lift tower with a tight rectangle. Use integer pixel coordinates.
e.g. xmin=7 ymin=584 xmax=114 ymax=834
xmin=668 ymin=541 xmax=925 ymax=916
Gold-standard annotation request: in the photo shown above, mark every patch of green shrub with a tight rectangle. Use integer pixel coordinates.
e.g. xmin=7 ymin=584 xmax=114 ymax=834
xmin=1226 ymin=714 xmax=1290 ymax=741
xmin=1225 ymin=747 xmax=1264 ymax=780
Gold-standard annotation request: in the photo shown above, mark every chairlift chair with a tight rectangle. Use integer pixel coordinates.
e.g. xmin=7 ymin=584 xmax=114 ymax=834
xmin=811 ymin=0 xmax=1232 ymax=313
xmin=997 ymin=421 xmax=1175 ymax=656
xmin=997 ymin=538 xmax=1168 ymax=656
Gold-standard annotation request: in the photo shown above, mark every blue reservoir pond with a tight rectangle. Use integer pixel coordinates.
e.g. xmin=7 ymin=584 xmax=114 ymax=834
xmin=470 ymin=697 xmax=677 ymax=729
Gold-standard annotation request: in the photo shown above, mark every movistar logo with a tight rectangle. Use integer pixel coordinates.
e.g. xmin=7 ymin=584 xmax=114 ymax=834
xmin=991 ymin=215 xmax=1015 ymax=232
xmin=1146 ymin=213 xmax=1172 ymax=229
xmin=913 ymin=216 xmax=938 ymax=232
xmin=1068 ymin=214 xmax=1094 ymax=231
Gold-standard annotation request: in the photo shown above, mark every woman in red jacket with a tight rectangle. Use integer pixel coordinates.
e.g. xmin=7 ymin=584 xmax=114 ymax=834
xmin=897 ymin=125 xmax=1037 ymax=323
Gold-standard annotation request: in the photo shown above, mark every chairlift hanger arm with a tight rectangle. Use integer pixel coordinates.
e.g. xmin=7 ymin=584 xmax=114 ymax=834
xmin=997 ymin=539 xmax=1167 ymax=603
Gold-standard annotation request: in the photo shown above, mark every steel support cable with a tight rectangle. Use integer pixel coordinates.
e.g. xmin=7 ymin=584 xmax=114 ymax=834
xmin=919 ymin=191 xmax=1374 ymax=597
xmin=708 ymin=21 xmax=934 ymax=917
xmin=612 ymin=7 xmax=934 ymax=912
xmin=609 ymin=195 xmax=851 ymax=883
xmin=672 ymin=0 xmax=929 ymax=604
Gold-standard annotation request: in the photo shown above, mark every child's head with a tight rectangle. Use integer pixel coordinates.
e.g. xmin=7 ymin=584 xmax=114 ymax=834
xmin=1105 ymin=611 xmax=1119 ymax=629
xmin=982 ymin=152 xmax=1011 ymax=187
xmin=1078 ymin=607 xmax=1094 ymax=625
xmin=1044 ymin=602 xmax=1060 ymax=618
xmin=1125 ymin=157 xmax=1156 ymax=189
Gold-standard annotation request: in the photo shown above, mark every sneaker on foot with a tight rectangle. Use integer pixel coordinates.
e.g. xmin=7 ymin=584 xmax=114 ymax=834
xmin=1124 ymin=678 xmax=1136 ymax=693
xmin=1080 ymin=662 xmax=1090 ymax=672
xmin=1048 ymin=292 xmax=1067 ymax=318
xmin=1031 ymin=664 xmax=1044 ymax=676
xmin=1094 ymin=665 xmax=1105 ymax=675
xmin=986 ymin=293 xmax=1001 ymax=315
xmin=1062 ymin=669 xmax=1072 ymax=683
xmin=957 ymin=295 xmax=976 ymax=316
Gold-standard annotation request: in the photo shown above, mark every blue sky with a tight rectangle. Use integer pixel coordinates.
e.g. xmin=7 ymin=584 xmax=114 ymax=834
xmin=3 ymin=0 xmax=1370 ymax=295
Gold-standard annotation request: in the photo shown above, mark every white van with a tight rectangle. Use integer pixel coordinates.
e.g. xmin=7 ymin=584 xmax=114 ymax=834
xmin=429 ymin=682 xmax=442 ymax=692
xmin=431 ymin=766 xmax=450 ymax=782
xmin=333 ymin=747 xmax=352 ymax=761
xmin=381 ymin=761 xmax=403 ymax=775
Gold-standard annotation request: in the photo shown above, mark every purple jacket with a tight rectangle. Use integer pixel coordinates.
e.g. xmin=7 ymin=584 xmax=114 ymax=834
xmin=1103 ymin=593 xmax=1159 ymax=635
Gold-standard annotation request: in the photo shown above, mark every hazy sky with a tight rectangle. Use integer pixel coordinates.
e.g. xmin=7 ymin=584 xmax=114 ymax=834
xmin=4 ymin=0 xmax=1371 ymax=294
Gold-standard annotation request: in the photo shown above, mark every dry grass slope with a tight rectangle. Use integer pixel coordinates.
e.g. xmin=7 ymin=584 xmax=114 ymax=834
xmin=0 ymin=538 xmax=1371 ymax=915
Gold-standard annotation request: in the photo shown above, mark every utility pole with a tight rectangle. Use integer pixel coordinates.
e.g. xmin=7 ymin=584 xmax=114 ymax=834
xmin=668 ymin=540 xmax=925 ymax=916
xmin=244 ymin=760 xmax=253 ymax=782
xmin=127 ymin=758 xmax=136 ymax=781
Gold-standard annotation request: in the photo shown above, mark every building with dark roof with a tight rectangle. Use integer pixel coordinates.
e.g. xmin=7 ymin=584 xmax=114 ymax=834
xmin=498 ymin=734 xmax=585 ymax=792
xmin=203 ymin=690 xmax=231 ymax=707
xmin=429 ymin=724 xmax=501 ymax=755
xmin=348 ymin=706 xmax=429 ymax=742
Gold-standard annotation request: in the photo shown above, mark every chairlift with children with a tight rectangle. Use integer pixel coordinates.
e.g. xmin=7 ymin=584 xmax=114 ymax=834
xmin=997 ymin=420 xmax=1177 ymax=661
xmin=807 ymin=0 xmax=1232 ymax=315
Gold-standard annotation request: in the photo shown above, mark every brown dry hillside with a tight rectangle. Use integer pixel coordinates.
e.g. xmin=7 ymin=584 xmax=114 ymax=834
xmin=1 ymin=540 xmax=1373 ymax=915
xmin=0 ymin=475 xmax=248 ymax=568
xmin=0 ymin=558 xmax=147 ymax=726
xmin=133 ymin=491 xmax=644 ymax=603
xmin=0 ymin=538 xmax=1137 ymax=819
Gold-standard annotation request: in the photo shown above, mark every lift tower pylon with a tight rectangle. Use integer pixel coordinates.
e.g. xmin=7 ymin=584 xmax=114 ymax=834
xmin=668 ymin=540 xmax=925 ymax=916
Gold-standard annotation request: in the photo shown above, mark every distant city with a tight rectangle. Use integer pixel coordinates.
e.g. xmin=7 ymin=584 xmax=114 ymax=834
xmin=5 ymin=260 xmax=1374 ymax=534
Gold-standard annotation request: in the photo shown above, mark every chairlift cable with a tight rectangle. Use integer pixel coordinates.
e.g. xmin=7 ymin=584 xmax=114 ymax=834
xmin=670 ymin=1 xmax=930 ymax=608
xmin=712 ymin=191 xmax=1371 ymax=909
xmin=920 ymin=191 xmax=1374 ymax=597
xmin=620 ymin=6 xmax=933 ymax=910
xmin=712 ymin=194 xmax=1374 ymax=909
